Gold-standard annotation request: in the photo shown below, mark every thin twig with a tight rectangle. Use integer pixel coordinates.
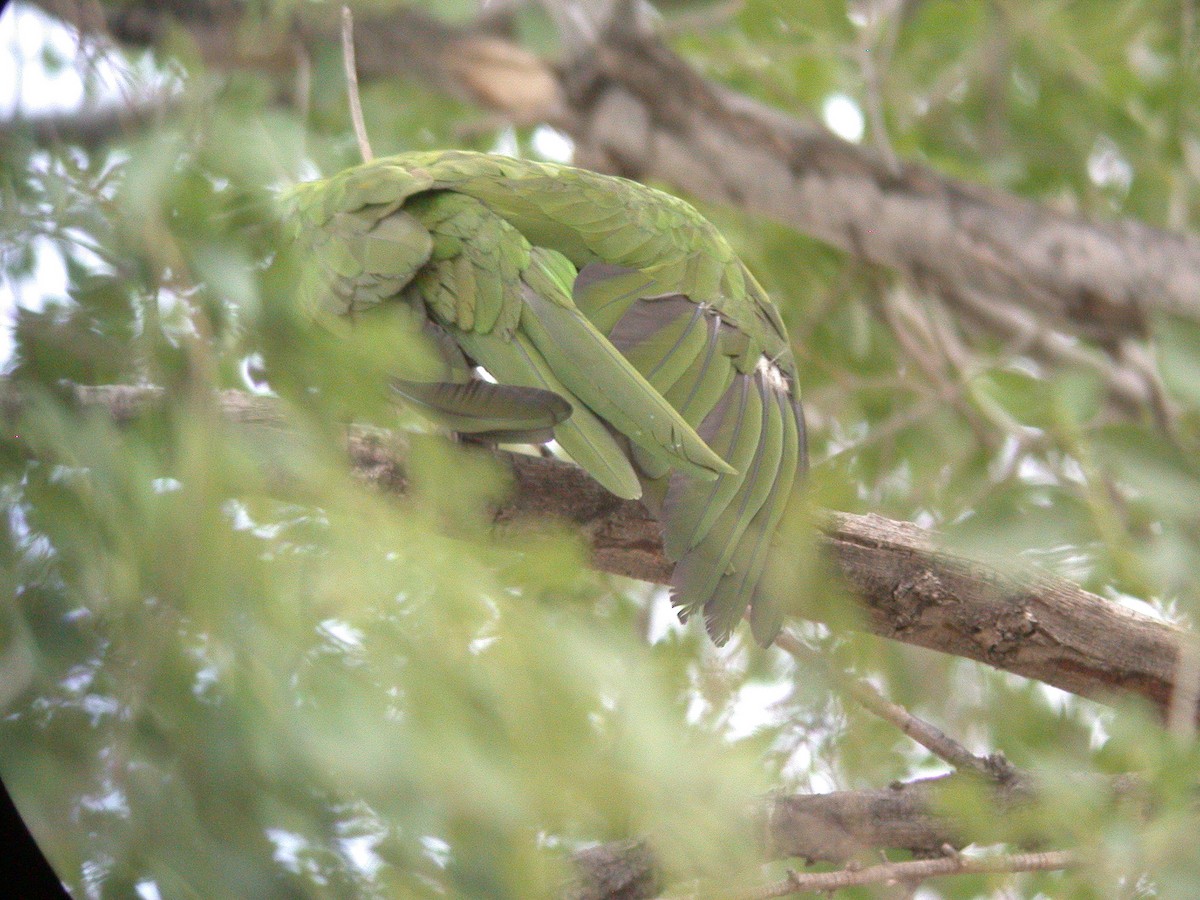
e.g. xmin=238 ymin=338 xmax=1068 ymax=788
xmin=341 ymin=5 xmax=373 ymax=162
xmin=293 ymin=38 xmax=312 ymax=161
xmin=854 ymin=0 xmax=901 ymax=172
xmin=774 ymin=629 xmax=1015 ymax=781
xmin=879 ymin=284 xmax=996 ymax=450
xmin=738 ymin=849 xmax=1077 ymax=899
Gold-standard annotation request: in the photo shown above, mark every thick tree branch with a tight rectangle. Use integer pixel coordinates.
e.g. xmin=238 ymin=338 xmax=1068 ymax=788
xmin=568 ymin=770 xmax=1110 ymax=899
xmin=6 ymin=383 xmax=1188 ymax=721
xmin=560 ymin=30 xmax=1200 ymax=344
xmin=495 ymin=441 xmax=1185 ymax=716
xmin=552 ymin=29 xmax=1187 ymax=414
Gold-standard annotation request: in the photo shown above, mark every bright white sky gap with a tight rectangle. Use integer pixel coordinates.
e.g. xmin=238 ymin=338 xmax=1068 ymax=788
xmin=0 ymin=2 xmax=139 ymax=370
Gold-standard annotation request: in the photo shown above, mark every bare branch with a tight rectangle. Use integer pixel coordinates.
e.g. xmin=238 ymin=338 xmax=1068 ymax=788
xmin=738 ymin=850 xmax=1076 ymax=899
xmin=773 ymin=630 xmax=1014 ymax=781
xmin=0 ymin=97 xmax=174 ymax=148
xmin=568 ymin=767 xmax=1126 ymax=896
xmin=341 ymin=6 xmax=373 ymax=162
xmin=566 ymin=762 xmax=1154 ymax=897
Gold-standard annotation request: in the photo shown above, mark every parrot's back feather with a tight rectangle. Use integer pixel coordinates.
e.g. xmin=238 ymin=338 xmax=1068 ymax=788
xmin=288 ymin=150 xmax=807 ymax=646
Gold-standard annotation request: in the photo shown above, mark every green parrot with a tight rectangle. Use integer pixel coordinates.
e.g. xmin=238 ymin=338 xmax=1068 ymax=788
xmin=287 ymin=150 xmax=806 ymax=645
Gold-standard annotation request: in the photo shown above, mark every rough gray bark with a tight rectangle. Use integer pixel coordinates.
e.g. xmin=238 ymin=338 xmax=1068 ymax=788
xmin=550 ymin=29 xmax=1184 ymax=414
xmin=6 ymin=383 xmax=1187 ymax=720
xmin=565 ymin=840 xmax=660 ymax=900
xmin=558 ymin=31 xmax=1200 ymax=343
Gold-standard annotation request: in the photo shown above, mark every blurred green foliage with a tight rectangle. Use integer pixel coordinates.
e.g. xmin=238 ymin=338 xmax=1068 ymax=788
xmin=3 ymin=1 xmax=1200 ymax=898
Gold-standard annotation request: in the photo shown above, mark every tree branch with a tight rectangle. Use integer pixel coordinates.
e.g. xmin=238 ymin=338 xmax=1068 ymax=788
xmin=0 ymin=97 xmax=176 ymax=149
xmin=565 ymin=766 xmax=1144 ymax=896
xmin=5 ymin=383 xmax=1189 ymax=721
xmin=739 ymin=849 xmax=1076 ymax=899
xmin=773 ymin=629 xmax=1016 ymax=781
xmin=499 ymin=437 xmax=1185 ymax=716
xmin=554 ymin=29 xmax=1188 ymax=411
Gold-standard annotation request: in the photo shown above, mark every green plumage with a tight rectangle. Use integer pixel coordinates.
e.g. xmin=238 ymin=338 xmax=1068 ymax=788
xmin=287 ymin=151 xmax=806 ymax=645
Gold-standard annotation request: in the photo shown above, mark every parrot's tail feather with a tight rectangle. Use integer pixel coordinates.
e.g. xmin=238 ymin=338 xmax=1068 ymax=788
xmin=740 ymin=397 xmax=808 ymax=643
xmin=662 ymin=374 xmax=761 ymax=560
xmin=666 ymin=367 xmax=804 ymax=645
xmin=670 ymin=377 xmax=778 ymax=618
xmin=702 ymin=389 xmax=802 ymax=645
xmin=667 ymin=315 xmax=736 ymax=429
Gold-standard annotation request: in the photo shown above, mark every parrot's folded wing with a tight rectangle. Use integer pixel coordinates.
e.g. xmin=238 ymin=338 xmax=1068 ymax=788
xmin=289 ymin=150 xmax=809 ymax=647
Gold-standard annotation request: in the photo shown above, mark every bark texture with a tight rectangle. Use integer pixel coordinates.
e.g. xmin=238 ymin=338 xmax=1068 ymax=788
xmin=506 ymin=456 xmax=1183 ymax=714
xmin=557 ymin=30 xmax=1200 ymax=344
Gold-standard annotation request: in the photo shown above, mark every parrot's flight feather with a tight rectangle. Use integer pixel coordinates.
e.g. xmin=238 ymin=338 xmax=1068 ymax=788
xmin=518 ymin=286 xmax=734 ymax=481
xmin=391 ymin=378 xmax=571 ymax=444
